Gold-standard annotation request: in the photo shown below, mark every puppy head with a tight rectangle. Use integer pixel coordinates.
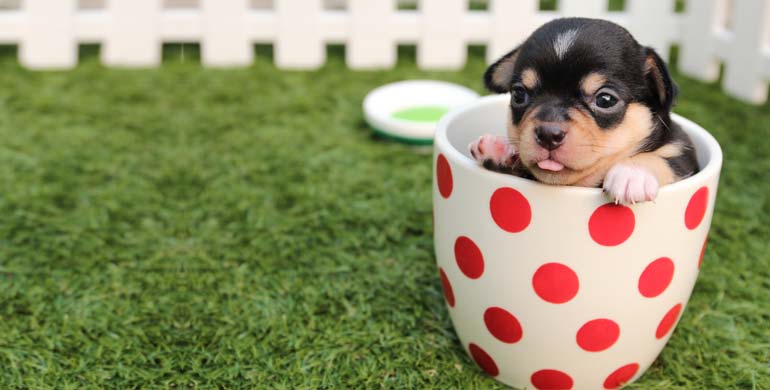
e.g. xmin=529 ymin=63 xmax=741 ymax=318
xmin=484 ymin=18 xmax=677 ymax=186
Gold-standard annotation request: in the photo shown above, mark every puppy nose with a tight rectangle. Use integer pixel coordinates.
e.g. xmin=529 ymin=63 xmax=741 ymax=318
xmin=535 ymin=124 xmax=566 ymax=151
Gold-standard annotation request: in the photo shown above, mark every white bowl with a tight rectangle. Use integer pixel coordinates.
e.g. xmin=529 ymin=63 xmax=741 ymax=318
xmin=433 ymin=95 xmax=722 ymax=389
xmin=363 ymin=80 xmax=479 ymax=144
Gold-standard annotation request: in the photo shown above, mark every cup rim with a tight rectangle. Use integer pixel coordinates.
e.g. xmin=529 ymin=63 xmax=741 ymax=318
xmin=435 ymin=94 xmax=723 ymax=197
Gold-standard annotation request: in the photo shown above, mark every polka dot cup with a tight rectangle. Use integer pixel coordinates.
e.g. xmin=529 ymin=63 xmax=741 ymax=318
xmin=433 ymin=95 xmax=722 ymax=389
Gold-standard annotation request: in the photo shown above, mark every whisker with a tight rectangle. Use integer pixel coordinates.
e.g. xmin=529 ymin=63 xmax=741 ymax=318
xmin=656 ymin=114 xmax=671 ymax=131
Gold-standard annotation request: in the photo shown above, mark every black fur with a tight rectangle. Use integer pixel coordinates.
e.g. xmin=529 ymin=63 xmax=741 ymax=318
xmin=535 ymin=104 xmax=570 ymax=122
xmin=484 ymin=17 xmax=699 ymax=181
xmin=483 ymin=157 xmax=534 ymax=180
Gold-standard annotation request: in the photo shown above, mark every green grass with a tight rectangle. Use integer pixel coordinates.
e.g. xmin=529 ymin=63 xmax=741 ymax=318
xmin=0 ymin=44 xmax=768 ymax=389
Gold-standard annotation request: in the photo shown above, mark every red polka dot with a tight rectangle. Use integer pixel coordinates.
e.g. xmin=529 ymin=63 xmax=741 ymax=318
xmin=489 ymin=187 xmax=531 ymax=233
xmin=531 ymin=369 xmax=573 ymax=390
xmin=603 ymin=363 xmax=640 ymax=389
xmin=656 ymin=303 xmax=683 ymax=339
xmin=437 ymin=154 xmax=453 ymax=198
xmin=699 ymin=238 xmax=708 ymax=269
xmin=532 ymin=263 xmax=579 ymax=304
xmin=589 ymin=204 xmax=635 ymax=246
xmin=439 ymin=268 xmax=455 ymax=307
xmin=468 ymin=343 xmax=499 ymax=377
xmin=638 ymin=257 xmax=675 ymax=298
xmin=454 ymin=236 xmax=484 ymax=279
xmin=685 ymin=187 xmax=709 ymax=230
xmin=576 ymin=318 xmax=620 ymax=352
xmin=484 ymin=307 xmax=523 ymax=343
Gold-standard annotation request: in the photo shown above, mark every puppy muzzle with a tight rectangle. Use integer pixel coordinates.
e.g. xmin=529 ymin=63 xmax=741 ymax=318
xmin=534 ymin=123 xmax=567 ymax=151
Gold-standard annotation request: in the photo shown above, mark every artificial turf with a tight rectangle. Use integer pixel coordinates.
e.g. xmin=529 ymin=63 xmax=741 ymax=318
xmin=0 ymin=44 xmax=768 ymax=389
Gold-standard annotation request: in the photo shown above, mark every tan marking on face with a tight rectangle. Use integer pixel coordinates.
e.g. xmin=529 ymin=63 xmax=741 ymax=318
xmin=513 ymin=102 xmax=656 ymax=187
xmin=521 ymin=68 xmax=539 ymax=90
xmin=506 ymin=109 xmax=517 ymax=142
xmin=606 ymin=103 xmax=656 ymax=151
xmin=506 ymin=103 xmax=539 ymax=143
xmin=580 ymin=73 xmax=607 ymax=96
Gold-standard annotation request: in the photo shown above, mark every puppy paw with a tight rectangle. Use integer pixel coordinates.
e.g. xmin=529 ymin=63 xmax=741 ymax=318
xmin=469 ymin=135 xmax=516 ymax=169
xmin=603 ymin=164 xmax=659 ymax=204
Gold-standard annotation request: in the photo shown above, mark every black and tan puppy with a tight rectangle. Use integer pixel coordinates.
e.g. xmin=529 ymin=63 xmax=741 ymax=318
xmin=470 ymin=18 xmax=698 ymax=204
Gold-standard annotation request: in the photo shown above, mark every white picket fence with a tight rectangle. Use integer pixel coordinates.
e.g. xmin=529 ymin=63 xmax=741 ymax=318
xmin=0 ymin=0 xmax=769 ymax=103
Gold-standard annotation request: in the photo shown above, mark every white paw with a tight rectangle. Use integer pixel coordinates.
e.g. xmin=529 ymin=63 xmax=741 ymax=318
xmin=468 ymin=134 xmax=516 ymax=168
xmin=603 ymin=164 xmax=659 ymax=204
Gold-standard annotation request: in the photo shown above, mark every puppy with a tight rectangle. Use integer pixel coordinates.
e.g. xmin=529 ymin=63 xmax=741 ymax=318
xmin=469 ymin=18 xmax=698 ymax=204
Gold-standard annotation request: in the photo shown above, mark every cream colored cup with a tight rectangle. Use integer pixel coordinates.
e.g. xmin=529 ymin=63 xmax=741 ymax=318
xmin=433 ymin=95 xmax=722 ymax=389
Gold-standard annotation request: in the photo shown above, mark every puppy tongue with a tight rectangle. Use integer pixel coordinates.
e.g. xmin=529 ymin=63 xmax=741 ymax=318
xmin=537 ymin=159 xmax=565 ymax=172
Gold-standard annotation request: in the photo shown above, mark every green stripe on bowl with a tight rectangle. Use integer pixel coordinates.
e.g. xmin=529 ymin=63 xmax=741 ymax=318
xmin=391 ymin=106 xmax=449 ymax=123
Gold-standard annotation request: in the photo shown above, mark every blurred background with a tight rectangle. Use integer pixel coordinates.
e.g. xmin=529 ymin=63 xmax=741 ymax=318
xmin=1 ymin=0 xmax=767 ymax=102
xmin=0 ymin=0 xmax=768 ymax=389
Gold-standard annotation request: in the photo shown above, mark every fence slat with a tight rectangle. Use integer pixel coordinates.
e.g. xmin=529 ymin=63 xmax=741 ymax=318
xmin=201 ymin=0 xmax=252 ymax=67
xmin=679 ymin=0 xmax=723 ymax=82
xmin=347 ymin=0 xmax=395 ymax=69
xmin=20 ymin=0 xmax=76 ymax=69
xmin=625 ymin=0 xmax=676 ymax=60
xmin=418 ymin=0 xmax=465 ymax=69
xmin=764 ymin=50 xmax=770 ymax=79
xmin=560 ymin=0 xmax=606 ymax=18
xmin=2 ymin=0 xmax=770 ymax=104
xmin=103 ymin=0 xmax=161 ymax=67
xmin=487 ymin=0 xmax=539 ymax=64
xmin=160 ymin=9 xmax=202 ymax=41
xmin=722 ymin=0 xmax=770 ymax=103
xmin=275 ymin=0 xmax=324 ymax=69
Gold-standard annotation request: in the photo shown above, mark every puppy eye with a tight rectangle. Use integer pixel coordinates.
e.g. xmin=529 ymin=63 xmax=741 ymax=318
xmin=511 ymin=84 xmax=530 ymax=108
xmin=596 ymin=93 xmax=618 ymax=108
xmin=592 ymin=88 xmax=622 ymax=112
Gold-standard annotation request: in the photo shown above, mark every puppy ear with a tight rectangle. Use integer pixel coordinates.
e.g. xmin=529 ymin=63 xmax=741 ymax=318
xmin=643 ymin=47 xmax=678 ymax=112
xmin=484 ymin=47 xmax=520 ymax=93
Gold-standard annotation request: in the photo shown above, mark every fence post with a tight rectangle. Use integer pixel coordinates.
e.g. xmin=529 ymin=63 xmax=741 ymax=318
xmin=274 ymin=0 xmax=324 ymax=69
xmin=722 ymin=0 xmax=770 ymax=103
xmin=20 ymin=0 xmax=77 ymax=69
xmin=201 ymin=0 xmax=253 ymax=67
xmin=679 ymin=0 xmax=722 ymax=82
xmin=625 ymin=0 xmax=676 ymax=61
xmin=418 ymin=0 xmax=465 ymax=69
xmin=487 ymin=0 xmax=538 ymax=64
xmin=102 ymin=0 xmax=161 ymax=67
xmin=560 ymin=0 xmax=607 ymax=18
xmin=347 ymin=0 xmax=395 ymax=69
